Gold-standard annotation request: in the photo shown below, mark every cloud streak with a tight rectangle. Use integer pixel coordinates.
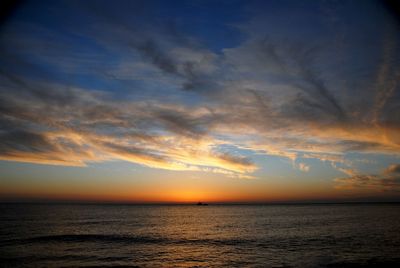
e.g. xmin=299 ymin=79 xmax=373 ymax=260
xmin=334 ymin=163 xmax=400 ymax=193
xmin=0 ymin=0 xmax=400 ymax=183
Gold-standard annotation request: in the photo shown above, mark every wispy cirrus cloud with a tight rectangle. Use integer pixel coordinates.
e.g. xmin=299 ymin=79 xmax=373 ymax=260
xmin=385 ymin=164 xmax=400 ymax=175
xmin=0 ymin=0 xmax=400 ymax=183
xmin=334 ymin=162 xmax=400 ymax=192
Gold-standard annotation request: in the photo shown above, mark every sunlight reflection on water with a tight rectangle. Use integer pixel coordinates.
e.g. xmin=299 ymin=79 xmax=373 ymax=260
xmin=1 ymin=204 xmax=400 ymax=267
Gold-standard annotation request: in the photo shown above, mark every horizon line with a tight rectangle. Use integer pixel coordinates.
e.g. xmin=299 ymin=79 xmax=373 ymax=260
xmin=1 ymin=198 xmax=400 ymax=206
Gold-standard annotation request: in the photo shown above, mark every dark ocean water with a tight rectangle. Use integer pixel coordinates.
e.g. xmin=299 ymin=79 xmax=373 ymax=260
xmin=0 ymin=204 xmax=400 ymax=267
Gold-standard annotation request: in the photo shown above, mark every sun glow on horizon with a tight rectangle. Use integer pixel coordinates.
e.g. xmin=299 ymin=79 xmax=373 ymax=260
xmin=1 ymin=0 xmax=400 ymax=203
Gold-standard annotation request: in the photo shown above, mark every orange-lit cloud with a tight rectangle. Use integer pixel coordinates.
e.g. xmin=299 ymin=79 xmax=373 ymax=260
xmin=334 ymin=163 xmax=400 ymax=193
xmin=1 ymin=0 xmax=400 ymax=188
xmin=1 ymin=78 xmax=400 ymax=180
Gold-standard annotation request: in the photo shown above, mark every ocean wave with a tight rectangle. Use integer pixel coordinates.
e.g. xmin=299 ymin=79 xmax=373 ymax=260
xmin=2 ymin=234 xmax=259 ymax=248
xmin=24 ymin=234 xmax=166 ymax=244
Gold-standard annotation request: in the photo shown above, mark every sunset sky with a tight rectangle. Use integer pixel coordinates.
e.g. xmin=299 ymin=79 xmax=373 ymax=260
xmin=1 ymin=0 xmax=400 ymax=203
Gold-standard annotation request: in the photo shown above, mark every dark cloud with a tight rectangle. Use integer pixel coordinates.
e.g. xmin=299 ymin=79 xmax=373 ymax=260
xmin=217 ymin=152 xmax=254 ymax=167
xmin=133 ymin=39 xmax=178 ymax=75
xmin=131 ymin=39 xmax=217 ymax=93
xmin=335 ymin=173 xmax=400 ymax=192
xmin=155 ymin=108 xmax=212 ymax=138
xmin=101 ymin=141 xmax=166 ymax=163
xmin=339 ymin=140 xmax=390 ymax=152
xmin=385 ymin=164 xmax=400 ymax=174
xmin=0 ymin=129 xmax=55 ymax=155
xmin=0 ymin=0 xmax=399 ymax=178
xmin=255 ymin=40 xmax=347 ymax=122
xmin=77 ymin=1 xmax=216 ymax=93
xmin=335 ymin=163 xmax=400 ymax=192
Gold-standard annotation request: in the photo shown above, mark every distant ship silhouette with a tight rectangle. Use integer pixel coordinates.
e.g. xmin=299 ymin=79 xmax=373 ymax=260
xmin=196 ymin=202 xmax=208 ymax=206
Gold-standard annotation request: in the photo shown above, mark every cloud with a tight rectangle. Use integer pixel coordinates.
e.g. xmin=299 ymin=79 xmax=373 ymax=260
xmin=154 ymin=108 xmax=211 ymax=138
xmin=371 ymin=23 xmax=400 ymax=124
xmin=331 ymin=163 xmax=357 ymax=177
xmin=0 ymin=130 xmax=55 ymax=155
xmin=133 ymin=39 xmax=179 ymax=75
xmin=0 ymin=0 xmax=400 ymax=182
xmin=0 ymin=73 xmax=255 ymax=177
xmin=385 ymin=164 xmax=400 ymax=174
xmin=334 ymin=174 xmax=400 ymax=192
xmin=213 ymin=152 xmax=257 ymax=173
xmin=298 ymin=163 xmax=310 ymax=172
xmin=335 ymin=163 xmax=400 ymax=192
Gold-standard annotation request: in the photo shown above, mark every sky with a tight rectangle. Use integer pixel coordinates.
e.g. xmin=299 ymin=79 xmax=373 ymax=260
xmin=0 ymin=0 xmax=400 ymax=203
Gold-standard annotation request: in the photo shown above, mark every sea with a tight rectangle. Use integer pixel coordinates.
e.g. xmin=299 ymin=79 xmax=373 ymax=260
xmin=0 ymin=203 xmax=399 ymax=267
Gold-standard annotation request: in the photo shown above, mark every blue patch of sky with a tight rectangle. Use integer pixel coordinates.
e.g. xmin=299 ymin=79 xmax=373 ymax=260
xmin=4 ymin=0 xmax=251 ymax=105
xmin=344 ymin=153 xmax=400 ymax=174
xmin=149 ymin=0 xmax=248 ymax=53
